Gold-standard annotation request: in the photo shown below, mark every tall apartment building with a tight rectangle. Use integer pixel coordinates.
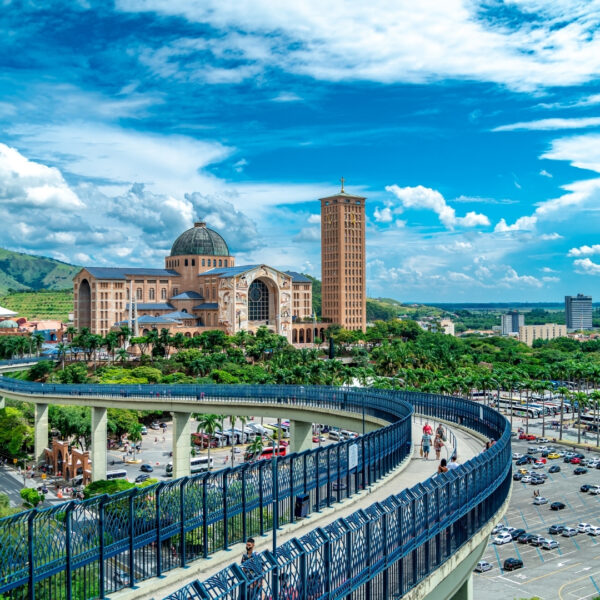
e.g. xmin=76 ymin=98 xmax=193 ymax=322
xmin=565 ymin=293 xmax=593 ymax=330
xmin=501 ymin=310 xmax=524 ymax=335
xmin=518 ymin=323 xmax=567 ymax=347
xmin=320 ymin=182 xmax=366 ymax=331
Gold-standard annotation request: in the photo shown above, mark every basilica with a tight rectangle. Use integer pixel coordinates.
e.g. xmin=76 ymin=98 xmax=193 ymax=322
xmin=73 ymin=222 xmax=318 ymax=344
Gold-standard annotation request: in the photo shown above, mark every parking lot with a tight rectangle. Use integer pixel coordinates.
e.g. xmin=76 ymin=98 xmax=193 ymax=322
xmin=474 ymin=437 xmax=600 ymax=600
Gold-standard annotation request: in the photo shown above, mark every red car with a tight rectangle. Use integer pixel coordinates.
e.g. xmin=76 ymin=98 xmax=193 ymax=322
xmin=570 ymin=457 xmax=581 ymax=464
xmin=526 ymin=434 xmax=536 ymax=441
xmin=535 ymin=458 xmax=547 ymax=464
xmin=519 ymin=433 xmax=527 ymax=440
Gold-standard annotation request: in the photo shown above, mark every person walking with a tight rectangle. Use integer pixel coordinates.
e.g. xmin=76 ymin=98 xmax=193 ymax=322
xmin=421 ymin=431 xmax=432 ymax=460
xmin=423 ymin=421 xmax=433 ymax=436
xmin=434 ymin=434 xmax=444 ymax=460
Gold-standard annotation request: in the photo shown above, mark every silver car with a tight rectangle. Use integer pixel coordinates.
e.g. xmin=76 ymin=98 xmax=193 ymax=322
xmin=475 ymin=560 xmax=493 ymax=572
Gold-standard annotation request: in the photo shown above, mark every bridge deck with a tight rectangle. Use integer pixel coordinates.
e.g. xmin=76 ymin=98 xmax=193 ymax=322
xmin=127 ymin=415 xmax=486 ymax=600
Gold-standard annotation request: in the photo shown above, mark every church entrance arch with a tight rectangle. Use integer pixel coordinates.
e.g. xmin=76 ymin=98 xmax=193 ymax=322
xmin=78 ymin=279 xmax=91 ymax=329
xmin=247 ymin=276 xmax=280 ymax=330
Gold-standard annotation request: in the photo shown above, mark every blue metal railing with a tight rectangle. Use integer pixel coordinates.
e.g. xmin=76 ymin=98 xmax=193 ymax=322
xmin=0 ymin=357 xmax=48 ymax=367
xmin=0 ymin=382 xmax=413 ymax=600
xmin=165 ymin=394 xmax=511 ymax=600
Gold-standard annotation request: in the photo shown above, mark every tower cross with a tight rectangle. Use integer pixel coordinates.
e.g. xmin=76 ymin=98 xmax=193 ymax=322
xmin=340 ymin=176 xmax=345 ymax=193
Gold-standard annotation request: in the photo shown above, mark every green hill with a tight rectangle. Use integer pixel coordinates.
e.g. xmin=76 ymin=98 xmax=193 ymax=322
xmin=0 ymin=248 xmax=80 ymax=295
xmin=0 ymin=290 xmax=74 ymax=321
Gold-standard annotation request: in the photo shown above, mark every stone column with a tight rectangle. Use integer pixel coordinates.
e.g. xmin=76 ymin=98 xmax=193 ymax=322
xmin=289 ymin=420 xmax=313 ymax=454
xmin=0 ymin=396 xmax=5 ymax=409
xmin=172 ymin=412 xmax=192 ymax=479
xmin=91 ymin=407 xmax=107 ymax=482
xmin=34 ymin=403 xmax=49 ymax=465
xmin=452 ymin=574 xmax=473 ymax=600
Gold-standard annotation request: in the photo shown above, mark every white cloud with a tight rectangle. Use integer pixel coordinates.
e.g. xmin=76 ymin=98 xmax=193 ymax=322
xmin=307 ymin=214 xmax=321 ymax=224
xmin=374 ymin=206 xmax=393 ymax=223
xmin=568 ymin=244 xmax=600 ymax=257
xmin=539 ymin=232 xmax=562 ymax=240
xmin=494 ymin=215 xmax=537 ymax=232
xmin=233 ymin=158 xmax=248 ymax=173
xmin=539 ymin=169 xmax=552 ymax=178
xmin=542 ymin=134 xmax=600 ymax=174
xmin=574 ymin=258 xmax=600 ymax=275
xmin=493 ymin=117 xmax=600 ymax=132
xmin=541 ymin=267 xmax=557 ymax=273
xmin=542 ymin=276 xmax=560 ymax=282
xmin=293 ymin=227 xmax=320 ymax=243
xmin=119 ymin=0 xmax=600 ymax=91
xmin=271 ymin=92 xmax=302 ymax=102
xmin=501 ymin=267 xmax=543 ymax=288
xmin=0 ymin=143 xmax=83 ymax=210
xmin=385 ymin=184 xmax=489 ymax=230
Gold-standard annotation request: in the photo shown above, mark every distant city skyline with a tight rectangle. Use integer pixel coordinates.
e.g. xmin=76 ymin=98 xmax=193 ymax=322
xmin=2 ymin=3 xmax=600 ymax=302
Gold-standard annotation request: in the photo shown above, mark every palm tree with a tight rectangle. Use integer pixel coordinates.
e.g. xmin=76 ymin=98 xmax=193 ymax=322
xmin=196 ymin=414 xmax=223 ymax=470
xmin=56 ymin=342 xmax=68 ymax=370
xmin=571 ymin=391 xmax=588 ymax=444
xmin=556 ymin=385 xmax=569 ymax=441
xmin=531 ymin=380 xmax=550 ymax=438
xmin=229 ymin=415 xmax=237 ymax=466
xmin=30 ymin=332 xmax=45 ymax=357
xmin=104 ymin=331 xmax=120 ymax=364
xmin=590 ymin=390 xmax=600 ymax=448
xmin=246 ymin=435 xmax=264 ymax=461
xmin=116 ymin=348 xmax=129 ymax=363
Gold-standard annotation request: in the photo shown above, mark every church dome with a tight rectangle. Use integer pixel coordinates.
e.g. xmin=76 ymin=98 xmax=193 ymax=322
xmin=170 ymin=222 xmax=230 ymax=257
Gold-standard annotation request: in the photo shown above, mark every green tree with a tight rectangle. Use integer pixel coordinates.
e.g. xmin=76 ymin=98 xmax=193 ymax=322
xmin=20 ymin=487 xmax=44 ymax=507
xmin=0 ymin=406 xmax=33 ymax=455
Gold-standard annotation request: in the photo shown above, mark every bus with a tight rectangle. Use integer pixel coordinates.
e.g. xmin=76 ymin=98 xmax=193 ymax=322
xmin=244 ymin=446 xmax=287 ymax=462
xmin=165 ymin=456 xmax=214 ymax=476
xmin=494 ymin=399 xmax=542 ymax=419
xmin=106 ymin=469 xmax=128 ymax=480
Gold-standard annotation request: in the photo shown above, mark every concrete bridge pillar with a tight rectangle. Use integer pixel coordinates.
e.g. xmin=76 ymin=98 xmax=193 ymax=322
xmin=91 ymin=407 xmax=107 ymax=482
xmin=172 ymin=412 xmax=192 ymax=478
xmin=0 ymin=396 xmax=5 ymax=409
xmin=451 ymin=573 xmax=473 ymax=600
xmin=289 ymin=420 xmax=313 ymax=454
xmin=34 ymin=403 xmax=48 ymax=465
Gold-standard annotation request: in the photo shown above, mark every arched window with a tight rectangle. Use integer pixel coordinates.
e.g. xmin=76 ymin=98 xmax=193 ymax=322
xmin=202 ymin=259 xmax=205 ymax=266
xmin=299 ymin=329 xmax=305 ymax=343
xmin=161 ymin=288 xmax=167 ymax=300
xmin=219 ymin=259 xmax=222 ymax=267
xmin=149 ymin=288 xmax=155 ymax=300
xmin=185 ymin=259 xmax=188 ymax=266
xmin=306 ymin=328 xmax=312 ymax=343
xmin=248 ymin=280 xmax=269 ymax=321
xmin=126 ymin=288 xmax=130 ymax=300
xmin=224 ymin=260 xmax=228 ymax=267
xmin=292 ymin=329 xmax=298 ymax=343
xmin=192 ymin=259 xmax=195 ymax=266
xmin=136 ymin=288 xmax=142 ymax=300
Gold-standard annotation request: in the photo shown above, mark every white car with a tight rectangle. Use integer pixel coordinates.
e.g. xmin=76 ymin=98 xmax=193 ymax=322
xmin=513 ymin=453 xmax=523 ymax=460
xmin=475 ymin=560 xmax=493 ymax=572
xmin=578 ymin=523 xmax=592 ymax=533
xmin=492 ymin=523 xmax=507 ymax=534
xmin=538 ymin=438 xmax=549 ymax=443
xmin=588 ymin=526 xmax=600 ymax=536
xmin=533 ymin=462 xmax=545 ymax=469
xmin=522 ymin=475 xmax=532 ymax=483
xmin=541 ymin=538 xmax=559 ymax=550
xmin=589 ymin=486 xmax=600 ymax=495
xmin=493 ymin=532 xmax=513 ymax=545
xmin=533 ymin=497 xmax=548 ymax=505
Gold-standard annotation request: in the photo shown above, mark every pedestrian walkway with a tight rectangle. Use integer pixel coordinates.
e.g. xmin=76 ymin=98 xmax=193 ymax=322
xmin=148 ymin=416 xmax=486 ymax=600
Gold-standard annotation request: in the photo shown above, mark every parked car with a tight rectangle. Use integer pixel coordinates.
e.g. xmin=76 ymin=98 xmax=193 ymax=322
xmin=513 ymin=473 xmax=523 ymax=481
xmin=135 ymin=474 xmax=150 ymax=483
xmin=529 ymin=535 xmax=546 ymax=546
xmin=562 ymin=527 xmax=578 ymax=537
xmin=521 ymin=475 xmax=532 ymax=483
xmin=589 ymin=486 xmax=600 ymax=495
xmin=140 ymin=426 xmax=148 ymax=435
xmin=581 ymin=484 xmax=593 ymax=493
xmin=518 ymin=533 xmax=536 ymax=544
xmin=548 ymin=453 xmax=560 ymax=459
xmin=475 ymin=561 xmax=493 ymax=573
xmin=549 ymin=465 xmax=561 ymax=473
xmin=533 ymin=462 xmax=545 ymax=469
xmin=493 ymin=533 xmax=513 ymax=545
xmin=511 ymin=528 xmax=526 ymax=540
xmin=541 ymin=539 xmax=560 ymax=550
xmin=551 ymin=502 xmax=566 ymax=510
xmin=492 ymin=523 xmax=508 ymax=535
xmin=503 ymin=558 xmax=524 ymax=571
xmin=548 ymin=524 xmax=565 ymax=534
xmin=588 ymin=526 xmax=600 ymax=536
xmin=574 ymin=467 xmax=588 ymax=475
xmin=513 ymin=453 xmax=523 ymax=460
xmin=140 ymin=464 xmax=154 ymax=472
xmin=570 ymin=457 xmax=582 ymax=464
xmin=578 ymin=523 xmax=592 ymax=533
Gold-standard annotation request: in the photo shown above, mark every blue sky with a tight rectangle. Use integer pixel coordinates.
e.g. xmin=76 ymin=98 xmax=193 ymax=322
xmin=2 ymin=1 xmax=600 ymax=302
